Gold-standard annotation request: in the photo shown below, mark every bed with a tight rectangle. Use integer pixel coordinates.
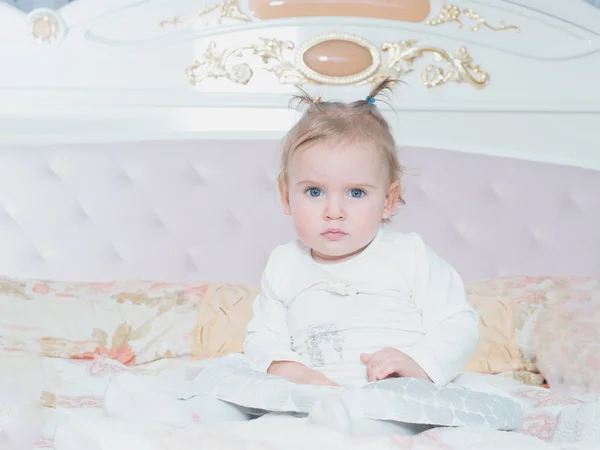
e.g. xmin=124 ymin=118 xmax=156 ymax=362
xmin=0 ymin=0 xmax=599 ymax=449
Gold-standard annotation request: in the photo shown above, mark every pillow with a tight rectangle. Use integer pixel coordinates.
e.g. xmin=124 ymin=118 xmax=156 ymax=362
xmin=190 ymin=354 xmax=523 ymax=431
xmin=533 ymin=283 xmax=600 ymax=395
xmin=464 ymin=297 xmax=524 ymax=373
xmin=0 ymin=276 xmax=259 ymax=366
xmin=464 ymin=276 xmax=599 ymax=375
xmin=190 ymin=283 xmax=259 ymax=359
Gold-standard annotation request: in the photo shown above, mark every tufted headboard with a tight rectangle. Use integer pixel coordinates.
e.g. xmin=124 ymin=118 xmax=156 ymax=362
xmin=0 ymin=0 xmax=599 ymax=283
xmin=0 ymin=140 xmax=597 ymax=284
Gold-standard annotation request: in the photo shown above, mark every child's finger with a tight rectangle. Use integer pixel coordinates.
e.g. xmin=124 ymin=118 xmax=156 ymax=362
xmin=366 ymin=363 xmax=381 ymax=382
xmin=367 ymin=357 xmax=389 ymax=381
xmin=376 ymin=369 xmax=392 ymax=381
xmin=360 ymin=353 xmax=371 ymax=363
xmin=376 ymin=363 xmax=397 ymax=380
xmin=365 ymin=350 xmax=385 ymax=367
xmin=365 ymin=363 xmax=374 ymax=381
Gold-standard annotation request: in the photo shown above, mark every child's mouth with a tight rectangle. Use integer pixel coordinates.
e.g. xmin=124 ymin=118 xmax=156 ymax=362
xmin=321 ymin=229 xmax=347 ymax=240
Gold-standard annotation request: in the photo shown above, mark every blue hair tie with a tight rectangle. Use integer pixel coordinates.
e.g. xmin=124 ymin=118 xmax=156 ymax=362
xmin=366 ymin=96 xmax=376 ymax=105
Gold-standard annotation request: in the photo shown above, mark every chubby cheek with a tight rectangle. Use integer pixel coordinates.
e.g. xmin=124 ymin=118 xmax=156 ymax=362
xmin=289 ymin=195 xmax=321 ymax=233
xmin=352 ymin=201 xmax=385 ymax=234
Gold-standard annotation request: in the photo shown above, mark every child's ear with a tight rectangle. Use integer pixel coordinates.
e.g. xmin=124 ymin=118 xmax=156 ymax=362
xmin=279 ymin=178 xmax=292 ymax=216
xmin=383 ymin=181 xmax=401 ymax=220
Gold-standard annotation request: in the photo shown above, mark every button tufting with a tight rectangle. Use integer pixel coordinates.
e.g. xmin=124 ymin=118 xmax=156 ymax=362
xmin=450 ymin=222 xmax=471 ymax=243
xmin=262 ymin=252 xmax=270 ymax=264
xmin=414 ymin=180 xmax=429 ymax=194
xmin=44 ymin=163 xmax=61 ymax=181
xmin=264 ymin=168 xmax=280 ymax=184
xmin=112 ymin=247 xmax=124 ymax=261
xmin=185 ymin=162 xmax=207 ymax=186
xmin=453 ymin=222 xmax=468 ymax=237
xmin=31 ymin=250 xmax=44 ymax=262
xmin=183 ymin=252 xmax=199 ymax=272
xmin=225 ymin=209 xmax=242 ymax=229
xmin=408 ymin=183 xmax=425 ymax=201
xmin=0 ymin=142 xmax=597 ymax=283
xmin=38 ymin=248 xmax=52 ymax=260
xmin=497 ymin=267 xmax=509 ymax=277
xmin=188 ymin=161 xmax=208 ymax=180
xmin=152 ymin=209 xmax=168 ymax=229
xmin=528 ymin=227 xmax=547 ymax=246
xmin=488 ymin=182 xmax=507 ymax=198
xmin=193 ymin=175 xmax=206 ymax=187
xmin=118 ymin=166 xmax=135 ymax=183
xmin=74 ymin=203 xmax=92 ymax=222
xmin=567 ymin=191 xmax=593 ymax=213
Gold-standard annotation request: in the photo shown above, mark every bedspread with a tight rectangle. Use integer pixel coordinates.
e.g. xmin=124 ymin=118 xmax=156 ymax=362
xmin=1 ymin=352 xmax=598 ymax=450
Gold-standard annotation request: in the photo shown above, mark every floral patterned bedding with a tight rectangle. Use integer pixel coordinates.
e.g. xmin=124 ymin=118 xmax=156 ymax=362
xmin=0 ymin=276 xmax=258 ymax=365
xmin=0 ymin=352 xmax=596 ymax=449
xmin=0 ymin=274 xmax=598 ymax=449
xmin=466 ymin=275 xmax=600 ymax=388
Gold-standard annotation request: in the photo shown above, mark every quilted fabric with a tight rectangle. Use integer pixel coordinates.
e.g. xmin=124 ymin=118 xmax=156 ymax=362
xmin=464 ymin=297 xmax=522 ymax=373
xmin=0 ymin=352 xmax=591 ymax=449
xmin=186 ymin=354 xmax=524 ymax=431
xmin=0 ymin=141 xmax=598 ymax=285
xmin=465 ymin=276 xmax=600 ymax=375
xmin=2 ymin=273 xmax=599 ymax=375
xmin=533 ymin=280 xmax=600 ymax=394
xmin=0 ymin=276 xmax=258 ymax=365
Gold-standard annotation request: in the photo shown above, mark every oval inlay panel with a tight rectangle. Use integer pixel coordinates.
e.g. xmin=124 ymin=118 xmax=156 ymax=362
xmin=248 ymin=0 xmax=430 ymax=22
xmin=302 ymin=40 xmax=373 ymax=77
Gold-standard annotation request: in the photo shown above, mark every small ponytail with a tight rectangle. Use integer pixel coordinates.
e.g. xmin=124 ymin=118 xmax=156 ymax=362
xmin=290 ymin=77 xmax=400 ymax=111
xmin=363 ymin=77 xmax=399 ymax=107
xmin=289 ymin=87 xmax=324 ymax=111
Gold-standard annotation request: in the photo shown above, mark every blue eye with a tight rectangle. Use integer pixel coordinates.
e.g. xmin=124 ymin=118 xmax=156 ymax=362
xmin=306 ymin=187 xmax=323 ymax=197
xmin=349 ymin=189 xmax=365 ymax=198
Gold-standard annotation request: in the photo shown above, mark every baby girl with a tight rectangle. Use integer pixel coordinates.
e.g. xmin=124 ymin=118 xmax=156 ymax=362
xmin=199 ymin=78 xmax=480 ymax=435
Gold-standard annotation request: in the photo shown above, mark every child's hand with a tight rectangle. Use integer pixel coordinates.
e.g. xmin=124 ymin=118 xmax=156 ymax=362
xmin=360 ymin=348 xmax=432 ymax=383
xmin=268 ymin=361 xmax=339 ymax=386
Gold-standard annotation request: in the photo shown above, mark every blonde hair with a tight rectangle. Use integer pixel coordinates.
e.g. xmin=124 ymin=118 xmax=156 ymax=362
xmin=279 ymin=77 xmax=404 ymax=204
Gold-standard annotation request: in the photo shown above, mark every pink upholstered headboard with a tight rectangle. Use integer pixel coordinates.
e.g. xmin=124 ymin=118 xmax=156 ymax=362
xmin=0 ymin=140 xmax=597 ymax=284
xmin=397 ymin=147 xmax=599 ymax=280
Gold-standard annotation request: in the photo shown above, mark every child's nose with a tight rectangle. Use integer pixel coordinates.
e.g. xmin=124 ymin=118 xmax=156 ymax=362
xmin=324 ymin=197 xmax=345 ymax=221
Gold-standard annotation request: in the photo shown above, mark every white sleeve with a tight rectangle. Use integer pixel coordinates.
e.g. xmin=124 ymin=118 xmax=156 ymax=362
xmin=242 ymin=264 xmax=308 ymax=372
xmin=402 ymin=241 xmax=480 ymax=386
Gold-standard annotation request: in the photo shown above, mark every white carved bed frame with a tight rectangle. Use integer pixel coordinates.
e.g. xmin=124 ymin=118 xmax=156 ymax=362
xmin=0 ymin=0 xmax=598 ymax=284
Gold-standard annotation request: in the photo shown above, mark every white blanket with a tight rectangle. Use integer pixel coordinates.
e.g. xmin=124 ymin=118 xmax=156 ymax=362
xmin=1 ymin=353 xmax=598 ymax=450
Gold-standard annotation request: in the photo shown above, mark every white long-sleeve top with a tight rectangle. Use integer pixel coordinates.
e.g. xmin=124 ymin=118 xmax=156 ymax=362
xmin=243 ymin=227 xmax=480 ymax=387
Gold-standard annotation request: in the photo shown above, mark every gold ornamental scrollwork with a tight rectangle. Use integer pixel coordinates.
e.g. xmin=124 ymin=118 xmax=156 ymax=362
xmin=427 ymin=1 xmax=520 ymax=33
xmin=186 ymin=39 xmax=303 ymax=86
xmin=186 ymin=33 xmax=489 ymax=89
xmin=383 ymin=41 xmax=488 ymax=88
xmin=160 ymin=0 xmax=250 ymax=28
